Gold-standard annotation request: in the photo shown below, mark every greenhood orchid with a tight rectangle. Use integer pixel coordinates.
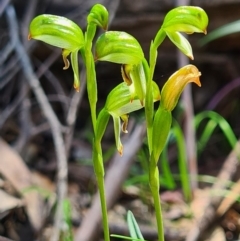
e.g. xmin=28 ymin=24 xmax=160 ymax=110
xmin=97 ymin=80 xmax=160 ymax=155
xmin=153 ymin=6 xmax=208 ymax=59
xmin=28 ymin=14 xmax=84 ymax=91
xmin=28 ymin=4 xmax=209 ymax=241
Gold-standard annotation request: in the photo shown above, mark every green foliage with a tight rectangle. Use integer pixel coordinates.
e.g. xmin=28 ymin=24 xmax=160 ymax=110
xmin=195 ymin=111 xmax=237 ymax=154
xmin=61 ymin=199 xmax=73 ymax=241
xmin=111 ymin=211 xmax=147 ymax=241
xmin=29 ymin=4 xmax=208 ymax=241
xmin=199 ymin=20 xmax=240 ymax=46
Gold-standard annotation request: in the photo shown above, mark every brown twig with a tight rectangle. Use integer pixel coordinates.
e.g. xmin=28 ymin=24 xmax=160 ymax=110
xmin=6 ymin=5 xmax=68 ymax=240
xmin=74 ymin=123 xmax=146 ymax=241
xmin=65 ymin=70 xmax=87 ymax=156
xmin=0 ymin=83 xmax=29 ymax=129
xmin=185 ymin=140 xmax=240 ymax=241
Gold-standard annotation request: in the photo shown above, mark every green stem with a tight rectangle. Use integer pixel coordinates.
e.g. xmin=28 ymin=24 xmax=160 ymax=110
xmin=149 ymin=158 xmax=165 ymax=241
xmin=85 ymin=24 xmax=98 ymax=133
xmin=85 ymin=23 xmax=110 ymax=241
xmin=97 ymin=173 xmax=110 ymax=241
xmin=92 ymin=140 xmax=110 ymax=241
xmin=142 ymin=58 xmax=153 ymax=153
xmin=149 ymin=107 xmax=171 ymax=241
xmin=94 ymin=110 xmax=110 ymax=241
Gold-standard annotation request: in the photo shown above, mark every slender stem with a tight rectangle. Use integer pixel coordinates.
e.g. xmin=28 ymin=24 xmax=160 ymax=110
xmin=146 ymin=29 xmax=167 ymax=241
xmin=93 ymin=141 xmax=110 ymax=241
xmin=84 ymin=23 xmax=110 ymax=241
xmin=152 ymin=185 xmax=165 ymax=241
xmin=85 ymin=24 xmax=97 ymax=133
xmin=149 ymin=159 xmax=165 ymax=241
xmin=97 ymin=174 xmax=110 ymax=241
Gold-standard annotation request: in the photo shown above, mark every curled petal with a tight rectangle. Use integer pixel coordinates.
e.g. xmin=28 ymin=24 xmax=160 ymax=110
xmin=121 ymin=114 xmax=129 ymax=133
xmin=87 ymin=4 xmax=109 ymax=30
xmin=62 ymin=49 xmax=71 ymax=69
xmin=161 ymin=64 xmax=201 ymax=111
xmin=121 ymin=64 xmax=133 ymax=86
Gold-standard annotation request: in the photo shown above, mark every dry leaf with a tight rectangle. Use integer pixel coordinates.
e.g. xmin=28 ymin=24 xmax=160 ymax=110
xmin=0 ymin=189 xmax=23 ymax=213
xmin=0 ymin=138 xmax=44 ymax=231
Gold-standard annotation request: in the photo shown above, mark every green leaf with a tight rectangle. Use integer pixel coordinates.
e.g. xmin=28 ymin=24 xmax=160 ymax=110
xmin=95 ymin=108 xmax=110 ymax=144
xmin=194 ymin=111 xmax=238 ymax=154
xmin=151 ymin=106 xmax=172 ymax=164
xmin=199 ymin=20 xmax=240 ymax=46
xmin=95 ymin=31 xmax=144 ymax=64
xmin=172 ymin=121 xmax=191 ymax=201
xmin=127 ymin=211 xmax=144 ymax=240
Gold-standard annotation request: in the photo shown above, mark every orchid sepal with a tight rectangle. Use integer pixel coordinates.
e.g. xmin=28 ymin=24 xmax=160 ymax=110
xmin=95 ymin=31 xmax=144 ymax=65
xmin=162 ymin=6 xmax=208 ymax=34
xmin=166 ymin=31 xmax=193 ymax=60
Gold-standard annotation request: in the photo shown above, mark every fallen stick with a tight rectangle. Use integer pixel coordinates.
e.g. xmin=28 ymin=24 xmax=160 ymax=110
xmin=186 ymin=140 xmax=240 ymax=241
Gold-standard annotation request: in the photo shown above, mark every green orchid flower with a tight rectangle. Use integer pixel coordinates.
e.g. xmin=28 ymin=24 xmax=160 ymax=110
xmin=154 ymin=6 xmax=208 ymax=59
xmin=98 ymin=81 xmax=160 ymax=155
xmin=28 ymin=14 xmax=84 ymax=91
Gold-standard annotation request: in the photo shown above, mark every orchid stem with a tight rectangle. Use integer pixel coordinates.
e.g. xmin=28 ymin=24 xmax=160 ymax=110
xmin=149 ymin=159 xmax=165 ymax=241
xmin=93 ymin=141 xmax=110 ymax=241
xmin=85 ymin=24 xmax=110 ymax=241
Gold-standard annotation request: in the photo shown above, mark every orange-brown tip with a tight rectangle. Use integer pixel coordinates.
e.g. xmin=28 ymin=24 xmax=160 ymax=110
xmin=118 ymin=145 xmax=123 ymax=156
xmin=27 ymin=33 xmax=32 ymax=40
xmin=74 ymin=84 xmax=80 ymax=92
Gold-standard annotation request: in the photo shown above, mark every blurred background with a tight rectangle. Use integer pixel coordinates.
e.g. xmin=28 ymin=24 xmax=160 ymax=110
xmin=1 ymin=0 xmax=240 ymax=241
